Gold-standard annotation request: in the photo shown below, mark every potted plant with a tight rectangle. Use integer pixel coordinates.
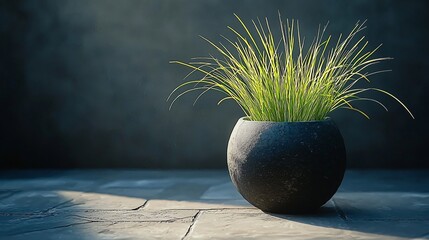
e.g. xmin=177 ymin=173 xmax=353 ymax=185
xmin=169 ymin=15 xmax=413 ymax=214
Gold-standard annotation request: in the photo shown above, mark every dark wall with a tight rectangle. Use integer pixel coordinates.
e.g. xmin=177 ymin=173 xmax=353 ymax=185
xmin=1 ymin=0 xmax=428 ymax=169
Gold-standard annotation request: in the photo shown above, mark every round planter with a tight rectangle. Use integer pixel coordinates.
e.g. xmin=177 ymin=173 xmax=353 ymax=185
xmin=227 ymin=117 xmax=346 ymax=214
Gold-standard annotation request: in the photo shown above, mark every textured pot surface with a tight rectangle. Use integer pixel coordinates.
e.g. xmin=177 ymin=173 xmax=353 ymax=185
xmin=227 ymin=117 xmax=346 ymax=214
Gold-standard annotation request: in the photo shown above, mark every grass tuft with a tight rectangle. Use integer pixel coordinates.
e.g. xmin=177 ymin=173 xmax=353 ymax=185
xmin=168 ymin=14 xmax=414 ymax=122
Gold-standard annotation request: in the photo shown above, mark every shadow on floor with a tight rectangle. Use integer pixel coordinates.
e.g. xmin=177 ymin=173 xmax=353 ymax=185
xmin=0 ymin=169 xmax=428 ymax=239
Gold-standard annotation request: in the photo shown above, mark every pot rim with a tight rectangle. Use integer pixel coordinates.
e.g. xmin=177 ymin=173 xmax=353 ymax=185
xmin=239 ymin=116 xmax=332 ymax=124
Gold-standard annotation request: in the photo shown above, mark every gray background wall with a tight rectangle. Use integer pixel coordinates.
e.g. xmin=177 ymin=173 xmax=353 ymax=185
xmin=1 ymin=0 xmax=428 ymax=169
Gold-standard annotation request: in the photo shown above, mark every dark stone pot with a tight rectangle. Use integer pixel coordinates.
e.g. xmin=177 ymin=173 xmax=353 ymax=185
xmin=227 ymin=117 xmax=346 ymax=214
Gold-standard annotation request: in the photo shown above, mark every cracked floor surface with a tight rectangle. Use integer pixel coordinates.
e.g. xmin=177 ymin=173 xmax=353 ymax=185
xmin=0 ymin=170 xmax=428 ymax=240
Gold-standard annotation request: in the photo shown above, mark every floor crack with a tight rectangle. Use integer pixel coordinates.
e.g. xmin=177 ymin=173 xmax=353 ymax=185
xmin=69 ymin=213 xmax=196 ymax=223
xmin=0 ymin=190 xmax=20 ymax=201
xmin=43 ymin=199 xmax=75 ymax=213
xmin=181 ymin=210 xmax=202 ymax=240
xmin=7 ymin=221 xmax=94 ymax=237
xmin=132 ymin=200 xmax=148 ymax=211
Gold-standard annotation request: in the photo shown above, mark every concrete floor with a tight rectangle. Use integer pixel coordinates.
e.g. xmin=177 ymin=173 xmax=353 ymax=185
xmin=0 ymin=170 xmax=428 ymax=240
